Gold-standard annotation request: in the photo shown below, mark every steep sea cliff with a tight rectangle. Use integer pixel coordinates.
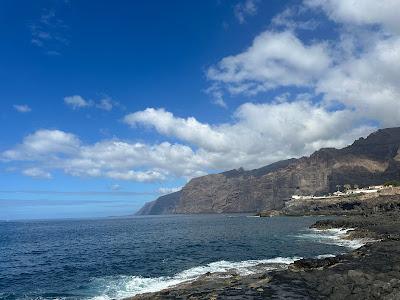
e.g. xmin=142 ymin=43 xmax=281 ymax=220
xmin=137 ymin=127 xmax=400 ymax=215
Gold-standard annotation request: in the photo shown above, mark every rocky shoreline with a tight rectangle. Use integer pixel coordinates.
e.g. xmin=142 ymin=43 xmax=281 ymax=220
xmin=127 ymin=213 xmax=400 ymax=299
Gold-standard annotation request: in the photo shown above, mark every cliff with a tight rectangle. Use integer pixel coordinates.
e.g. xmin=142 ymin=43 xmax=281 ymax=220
xmin=136 ymin=127 xmax=400 ymax=215
xmin=135 ymin=191 xmax=181 ymax=215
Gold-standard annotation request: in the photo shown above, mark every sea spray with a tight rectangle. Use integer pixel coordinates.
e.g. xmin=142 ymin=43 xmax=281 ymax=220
xmin=88 ymin=257 xmax=301 ymax=299
xmin=297 ymin=227 xmax=374 ymax=249
xmin=1 ymin=215 xmax=348 ymax=300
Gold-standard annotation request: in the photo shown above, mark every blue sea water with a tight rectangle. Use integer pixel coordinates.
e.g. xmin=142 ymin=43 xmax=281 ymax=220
xmin=0 ymin=215 xmax=354 ymax=300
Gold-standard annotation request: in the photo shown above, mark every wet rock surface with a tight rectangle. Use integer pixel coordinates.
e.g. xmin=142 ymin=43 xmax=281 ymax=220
xmin=127 ymin=213 xmax=400 ymax=299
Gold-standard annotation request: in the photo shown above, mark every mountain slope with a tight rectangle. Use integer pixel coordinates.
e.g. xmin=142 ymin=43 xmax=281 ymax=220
xmin=136 ymin=127 xmax=400 ymax=215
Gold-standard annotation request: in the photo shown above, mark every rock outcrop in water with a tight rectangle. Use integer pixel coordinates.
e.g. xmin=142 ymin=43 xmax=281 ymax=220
xmin=137 ymin=127 xmax=400 ymax=215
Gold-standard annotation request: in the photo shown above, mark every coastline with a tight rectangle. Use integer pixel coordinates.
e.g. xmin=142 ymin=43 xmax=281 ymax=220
xmin=127 ymin=213 xmax=400 ymax=299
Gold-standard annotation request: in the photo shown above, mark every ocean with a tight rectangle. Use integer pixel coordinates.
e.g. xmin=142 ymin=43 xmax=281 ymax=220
xmin=0 ymin=214 xmax=359 ymax=300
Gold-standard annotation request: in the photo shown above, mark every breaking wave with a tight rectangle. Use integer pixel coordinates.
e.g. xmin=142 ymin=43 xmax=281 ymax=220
xmin=87 ymin=228 xmax=373 ymax=299
xmin=87 ymin=257 xmax=301 ymax=300
xmin=298 ymin=227 xmax=373 ymax=249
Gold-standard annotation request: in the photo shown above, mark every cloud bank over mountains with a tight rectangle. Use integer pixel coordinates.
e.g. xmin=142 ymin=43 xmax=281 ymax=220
xmin=3 ymin=0 xmax=400 ymax=183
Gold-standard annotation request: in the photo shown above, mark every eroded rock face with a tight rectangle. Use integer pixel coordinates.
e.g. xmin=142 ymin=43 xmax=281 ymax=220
xmin=135 ymin=191 xmax=181 ymax=215
xmin=137 ymin=127 xmax=400 ymax=215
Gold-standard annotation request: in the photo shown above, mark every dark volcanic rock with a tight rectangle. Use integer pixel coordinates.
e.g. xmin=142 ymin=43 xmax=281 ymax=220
xmin=137 ymin=127 xmax=400 ymax=215
xmin=129 ymin=241 xmax=400 ymax=300
xmin=281 ymin=193 xmax=400 ymax=217
xmin=135 ymin=191 xmax=181 ymax=215
xmin=291 ymin=256 xmax=341 ymax=270
xmin=127 ymin=213 xmax=400 ymax=300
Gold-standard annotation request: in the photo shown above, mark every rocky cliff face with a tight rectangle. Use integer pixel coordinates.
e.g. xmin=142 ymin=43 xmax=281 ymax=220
xmin=135 ymin=191 xmax=181 ymax=215
xmin=137 ymin=127 xmax=400 ymax=215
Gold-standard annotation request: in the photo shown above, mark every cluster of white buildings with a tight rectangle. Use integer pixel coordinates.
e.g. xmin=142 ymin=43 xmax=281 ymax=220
xmin=291 ymin=185 xmax=386 ymax=201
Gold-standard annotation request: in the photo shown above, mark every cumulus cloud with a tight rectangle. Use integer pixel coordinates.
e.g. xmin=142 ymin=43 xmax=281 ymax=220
xmin=124 ymin=108 xmax=228 ymax=152
xmin=2 ymin=129 xmax=80 ymax=160
xmin=96 ymin=98 xmax=113 ymax=111
xmin=125 ymin=105 xmax=375 ymax=170
xmin=271 ymin=7 xmax=319 ymax=31
xmin=207 ymin=30 xmax=331 ymax=95
xmin=64 ymin=95 xmax=119 ymax=111
xmin=205 ymin=85 xmax=228 ymax=108
xmin=22 ymin=168 xmax=52 ymax=179
xmin=207 ymin=0 xmax=400 ymax=130
xmin=106 ymin=170 xmax=166 ymax=182
xmin=304 ymin=0 xmax=400 ymax=128
xmin=2 ymin=99 xmax=375 ymax=183
xmin=1 ymin=129 xmax=206 ymax=182
xmin=317 ymin=36 xmax=400 ymax=127
xmin=305 ymin=0 xmax=400 ymax=33
xmin=64 ymin=95 xmax=91 ymax=109
xmin=13 ymin=104 xmax=32 ymax=113
xmin=212 ymin=98 xmax=228 ymax=108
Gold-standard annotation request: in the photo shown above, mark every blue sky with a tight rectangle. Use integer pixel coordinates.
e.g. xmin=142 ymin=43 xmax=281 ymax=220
xmin=1 ymin=0 xmax=400 ymax=219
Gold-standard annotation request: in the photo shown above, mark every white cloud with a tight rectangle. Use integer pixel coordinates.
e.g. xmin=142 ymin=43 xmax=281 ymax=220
xmin=208 ymin=0 xmax=400 ymax=169
xmin=2 ymin=99 xmax=375 ymax=183
xmin=2 ymin=129 xmax=80 ymax=160
xmin=124 ymin=108 xmax=228 ymax=152
xmin=271 ymin=7 xmax=318 ymax=31
xmin=96 ymin=98 xmax=113 ymax=111
xmin=305 ymin=0 xmax=400 ymax=33
xmin=5 ymin=1 xmax=400 ymax=185
xmin=206 ymin=86 xmax=228 ymax=108
xmin=208 ymin=0 xmax=400 ymax=130
xmin=158 ymin=186 xmax=182 ymax=195
xmin=212 ymin=97 xmax=228 ymax=108
xmin=106 ymin=170 xmax=166 ymax=182
xmin=13 ymin=104 xmax=32 ymax=113
xmin=207 ymin=30 xmax=331 ymax=95
xmin=22 ymin=168 xmax=52 ymax=179
xmin=2 ymin=129 xmax=207 ymax=182
xmin=124 ymin=105 xmax=375 ymax=171
xmin=64 ymin=95 xmax=91 ymax=109
xmin=64 ymin=95 xmax=119 ymax=111
xmin=317 ymin=36 xmax=400 ymax=127
xmin=300 ymin=0 xmax=400 ymax=128
xmin=234 ymin=0 xmax=258 ymax=24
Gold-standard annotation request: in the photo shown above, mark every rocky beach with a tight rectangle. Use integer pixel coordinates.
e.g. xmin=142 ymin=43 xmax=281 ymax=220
xmin=130 ymin=127 xmax=400 ymax=299
xmin=128 ymin=210 xmax=400 ymax=299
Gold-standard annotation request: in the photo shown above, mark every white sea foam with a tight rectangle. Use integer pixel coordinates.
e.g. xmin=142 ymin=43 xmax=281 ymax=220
xmin=298 ymin=227 xmax=374 ymax=249
xmin=84 ymin=227 xmax=375 ymax=300
xmin=87 ymin=257 xmax=300 ymax=300
xmin=316 ymin=254 xmax=337 ymax=259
